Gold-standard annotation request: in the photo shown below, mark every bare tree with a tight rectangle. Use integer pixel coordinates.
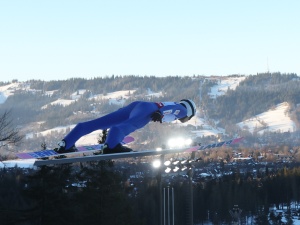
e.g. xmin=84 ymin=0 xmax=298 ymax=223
xmin=0 ymin=110 xmax=24 ymax=148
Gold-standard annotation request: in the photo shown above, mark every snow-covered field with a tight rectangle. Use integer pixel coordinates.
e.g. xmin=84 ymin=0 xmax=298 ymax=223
xmin=90 ymin=90 xmax=137 ymax=106
xmin=209 ymin=76 xmax=245 ymax=99
xmin=237 ymin=102 xmax=296 ymax=134
xmin=41 ymin=98 xmax=76 ymax=109
xmin=199 ymin=77 xmax=296 ymax=136
xmin=0 ymin=82 xmax=20 ymax=104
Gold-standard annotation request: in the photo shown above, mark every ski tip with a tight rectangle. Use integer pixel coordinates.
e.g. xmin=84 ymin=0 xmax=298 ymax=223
xmin=232 ymin=137 xmax=244 ymax=144
xmin=185 ymin=146 xmax=199 ymax=153
xmin=121 ymin=136 xmax=135 ymax=144
xmin=16 ymin=153 xmax=32 ymax=159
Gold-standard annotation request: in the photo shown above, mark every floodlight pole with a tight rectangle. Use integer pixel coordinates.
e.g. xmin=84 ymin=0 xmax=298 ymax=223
xmin=158 ymin=154 xmax=164 ymax=225
xmin=187 ymin=151 xmax=196 ymax=225
xmin=187 ymin=166 xmax=194 ymax=225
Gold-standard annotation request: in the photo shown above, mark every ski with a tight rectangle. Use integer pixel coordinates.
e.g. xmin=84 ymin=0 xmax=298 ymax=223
xmin=185 ymin=137 xmax=244 ymax=153
xmin=33 ymin=137 xmax=243 ymax=166
xmin=17 ymin=136 xmax=134 ymax=159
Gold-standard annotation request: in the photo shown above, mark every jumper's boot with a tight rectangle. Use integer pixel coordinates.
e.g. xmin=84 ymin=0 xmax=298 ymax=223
xmin=102 ymin=143 xmax=132 ymax=154
xmin=54 ymin=140 xmax=77 ymax=153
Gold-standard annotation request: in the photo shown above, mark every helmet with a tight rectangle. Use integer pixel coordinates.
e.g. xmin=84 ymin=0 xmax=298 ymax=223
xmin=179 ymin=99 xmax=196 ymax=122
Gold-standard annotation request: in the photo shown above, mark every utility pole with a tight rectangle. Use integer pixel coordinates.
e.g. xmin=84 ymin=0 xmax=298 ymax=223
xmin=158 ymin=154 xmax=164 ymax=225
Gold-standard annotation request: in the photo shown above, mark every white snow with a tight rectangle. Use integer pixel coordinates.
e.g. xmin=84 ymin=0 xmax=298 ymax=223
xmin=237 ymin=102 xmax=296 ymax=134
xmin=44 ymin=90 xmax=58 ymax=97
xmin=41 ymin=89 xmax=137 ymax=109
xmin=0 ymin=159 xmax=36 ymax=168
xmin=71 ymin=89 xmax=87 ymax=100
xmin=90 ymin=90 xmax=137 ymax=106
xmin=0 ymin=82 xmax=20 ymax=104
xmin=92 ymin=90 xmax=136 ymax=100
xmin=201 ymin=77 xmax=297 ymax=137
xmin=145 ymin=88 xmax=163 ymax=98
xmin=41 ymin=98 xmax=75 ymax=109
xmin=209 ymin=76 xmax=245 ymax=99
xmin=105 ymin=90 xmax=136 ymax=99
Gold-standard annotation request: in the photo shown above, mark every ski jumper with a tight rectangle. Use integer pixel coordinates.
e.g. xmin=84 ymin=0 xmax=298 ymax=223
xmin=63 ymin=101 xmax=188 ymax=149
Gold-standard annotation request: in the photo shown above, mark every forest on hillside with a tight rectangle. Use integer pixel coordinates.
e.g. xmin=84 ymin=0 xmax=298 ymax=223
xmin=2 ymin=73 xmax=300 ymax=130
xmin=205 ymin=73 xmax=300 ymax=129
xmin=0 ymin=76 xmax=204 ymax=129
xmin=1 ymin=73 xmax=300 ymax=155
xmin=1 ymin=161 xmax=300 ymax=225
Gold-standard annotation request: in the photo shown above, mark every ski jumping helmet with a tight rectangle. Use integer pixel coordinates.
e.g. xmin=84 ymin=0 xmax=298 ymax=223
xmin=179 ymin=99 xmax=197 ymax=123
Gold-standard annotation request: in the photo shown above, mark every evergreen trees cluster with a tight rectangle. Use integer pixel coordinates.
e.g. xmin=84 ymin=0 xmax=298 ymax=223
xmin=0 ymin=162 xmax=140 ymax=225
xmin=192 ymin=165 xmax=300 ymax=224
xmin=1 ymin=162 xmax=300 ymax=225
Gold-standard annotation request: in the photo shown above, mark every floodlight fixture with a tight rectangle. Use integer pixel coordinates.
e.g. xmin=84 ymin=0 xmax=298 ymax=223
xmin=167 ymin=137 xmax=195 ymax=149
xmin=165 ymin=167 xmax=172 ymax=173
xmin=172 ymin=160 xmax=180 ymax=165
xmin=180 ymin=159 xmax=188 ymax=165
xmin=164 ymin=160 xmax=171 ymax=166
xmin=181 ymin=166 xmax=188 ymax=171
xmin=152 ymin=159 xmax=161 ymax=168
xmin=173 ymin=166 xmax=180 ymax=172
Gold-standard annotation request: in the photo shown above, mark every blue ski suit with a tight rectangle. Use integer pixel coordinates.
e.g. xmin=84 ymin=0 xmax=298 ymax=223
xmin=63 ymin=101 xmax=188 ymax=149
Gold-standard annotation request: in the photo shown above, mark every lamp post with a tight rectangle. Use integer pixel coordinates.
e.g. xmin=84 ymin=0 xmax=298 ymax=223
xmin=153 ymin=137 xmax=196 ymax=225
xmin=153 ymin=156 xmax=195 ymax=225
xmin=163 ymin=186 xmax=175 ymax=225
xmin=187 ymin=163 xmax=194 ymax=225
xmin=153 ymin=155 xmax=164 ymax=225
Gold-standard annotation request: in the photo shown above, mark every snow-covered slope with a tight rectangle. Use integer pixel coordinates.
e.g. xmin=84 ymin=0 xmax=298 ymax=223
xmin=237 ymin=102 xmax=296 ymax=134
xmin=0 ymin=82 xmax=20 ymax=104
xmin=1 ymin=77 xmax=298 ymax=144
xmin=91 ymin=90 xmax=137 ymax=106
xmin=209 ymin=76 xmax=245 ymax=99
xmin=51 ymin=77 xmax=293 ymax=139
xmin=41 ymin=99 xmax=76 ymax=109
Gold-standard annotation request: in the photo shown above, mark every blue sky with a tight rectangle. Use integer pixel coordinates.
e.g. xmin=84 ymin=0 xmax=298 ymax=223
xmin=0 ymin=0 xmax=299 ymax=82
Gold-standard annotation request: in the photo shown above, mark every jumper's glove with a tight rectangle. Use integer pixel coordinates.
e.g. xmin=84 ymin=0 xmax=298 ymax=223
xmin=151 ymin=110 xmax=163 ymax=123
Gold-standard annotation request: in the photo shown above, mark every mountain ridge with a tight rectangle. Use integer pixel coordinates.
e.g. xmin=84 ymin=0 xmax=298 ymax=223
xmin=1 ymin=73 xmax=299 ymax=155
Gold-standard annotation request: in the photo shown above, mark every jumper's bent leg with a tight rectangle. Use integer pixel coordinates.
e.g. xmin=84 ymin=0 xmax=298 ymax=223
xmin=63 ymin=107 xmax=133 ymax=149
xmin=106 ymin=117 xmax=151 ymax=148
xmin=105 ymin=102 xmax=157 ymax=148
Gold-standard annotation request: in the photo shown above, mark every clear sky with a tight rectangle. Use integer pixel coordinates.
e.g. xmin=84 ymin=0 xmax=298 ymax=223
xmin=0 ymin=0 xmax=299 ymax=82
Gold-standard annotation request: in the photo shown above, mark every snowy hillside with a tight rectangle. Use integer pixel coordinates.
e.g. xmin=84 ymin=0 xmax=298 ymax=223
xmin=90 ymin=90 xmax=137 ymax=106
xmin=1 ymin=77 xmax=296 ymax=145
xmin=1 ymin=76 xmax=300 ymax=169
xmin=208 ymin=76 xmax=245 ymax=99
xmin=237 ymin=102 xmax=296 ymax=134
xmin=1 ymin=76 xmax=299 ymax=147
xmin=0 ymin=82 xmax=20 ymax=104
